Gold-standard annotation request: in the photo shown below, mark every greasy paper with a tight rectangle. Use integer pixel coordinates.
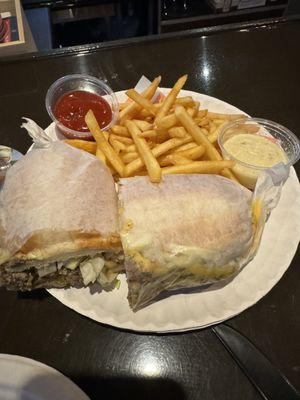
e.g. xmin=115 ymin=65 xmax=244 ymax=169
xmin=118 ymin=175 xmax=253 ymax=310
xmin=119 ymin=166 xmax=291 ymax=310
xmin=0 ymin=141 xmax=119 ymax=255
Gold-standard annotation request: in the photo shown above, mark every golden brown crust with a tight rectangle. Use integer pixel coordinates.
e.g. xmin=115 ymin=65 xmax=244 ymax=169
xmin=12 ymin=230 xmax=122 ymax=261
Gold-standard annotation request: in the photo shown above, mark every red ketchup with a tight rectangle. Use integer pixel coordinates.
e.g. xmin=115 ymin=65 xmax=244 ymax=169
xmin=54 ymin=90 xmax=112 ymax=140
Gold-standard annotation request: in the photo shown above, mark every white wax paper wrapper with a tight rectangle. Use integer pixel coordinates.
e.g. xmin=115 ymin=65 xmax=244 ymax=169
xmin=21 ymin=118 xmax=64 ymax=148
xmin=254 ymin=162 xmax=290 ymax=211
xmin=119 ymin=174 xmax=254 ymax=309
xmin=119 ymin=164 xmax=290 ymax=310
xmin=0 ymin=141 xmax=119 ymax=254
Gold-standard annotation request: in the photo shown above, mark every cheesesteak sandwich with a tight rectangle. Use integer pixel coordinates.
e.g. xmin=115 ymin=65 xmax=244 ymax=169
xmin=0 ymin=141 xmax=123 ymax=290
xmin=118 ymin=174 xmax=263 ymax=311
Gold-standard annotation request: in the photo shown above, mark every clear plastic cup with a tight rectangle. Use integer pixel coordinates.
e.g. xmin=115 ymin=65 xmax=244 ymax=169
xmin=0 ymin=146 xmax=22 ymax=185
xmin=218 ymin=118 xmax=300 ymax=189
xmin=45 ymin=74 xmax=119 ymax=140
xmin=0 ymin=146 xmax=11 ymax=181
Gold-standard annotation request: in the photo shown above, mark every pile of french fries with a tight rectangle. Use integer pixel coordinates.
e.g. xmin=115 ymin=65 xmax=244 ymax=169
xmin=65 ymin=75 xmax=248 ymax=184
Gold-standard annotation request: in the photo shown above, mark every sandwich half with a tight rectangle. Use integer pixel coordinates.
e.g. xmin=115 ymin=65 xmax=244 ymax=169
xmin=0 ymin=141 xmax=124 ymax=290
xmin=118 ymin=174 xmax=260 ymax=311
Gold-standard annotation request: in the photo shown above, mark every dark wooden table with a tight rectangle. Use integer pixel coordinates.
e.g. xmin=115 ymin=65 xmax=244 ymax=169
xmin=0 ymin=17 xmax=299 ymax=400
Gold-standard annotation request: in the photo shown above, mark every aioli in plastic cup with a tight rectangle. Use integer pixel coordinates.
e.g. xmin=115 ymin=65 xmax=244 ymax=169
xmin=218 ymin=118 xmax=300 ymax=190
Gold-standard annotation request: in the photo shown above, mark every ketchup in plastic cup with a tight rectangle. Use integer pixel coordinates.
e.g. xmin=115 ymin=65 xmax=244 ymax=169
xmin=46 ymin=74 xmax=119 ymax=140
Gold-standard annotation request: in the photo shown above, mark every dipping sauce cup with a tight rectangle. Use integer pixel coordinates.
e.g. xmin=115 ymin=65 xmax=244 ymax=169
xmin=218 ymin=118 xmax=300 ymax=189
xmin=46 ymin=74 xmax=119 ymax=140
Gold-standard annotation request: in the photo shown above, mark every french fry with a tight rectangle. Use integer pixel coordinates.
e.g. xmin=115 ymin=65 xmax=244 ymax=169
xmin=166 ymin=154 xmax=192 ymax=166
xmin=177 ymin=145 xmax=205 ymax=160
xmin=96 ymin=147 xmax=106 ymax=164
xmin=135 ymin=169 xmax=148 ymax=176
xmin=159 ymin=145 xmax=204 ymax=167
xmin=193 ymin=101 xmax=200 ymax=111
xmin=138 ymin=129 xmax=158 ymax=139
xmin=119 ymin=102 xmax=128 ymax=111
xmin=175 ymin=106 xmax=222 ymax=160
xmin=157 ymin=154 xmax=174 ymax=167
xmin=169 ymin=127 xmax=189 ymax=138
xmin=220 ymin=169 xmax=238 ymax=180
xmin=146 ymin=140 xmax=157 ymax=149
xmin=154 ymin=137 xmax=192 ymax=155
xmin=223 ymin=168 xmax=239 ymax=181
xmin=213 ymin=119 xmax=227 ymax=126
xmin=187 ymin=107 xmax=197 ymax=118
xmin=156 ymin=113 xmax=178 ymax=130
xmin=208 ymin=121 xmax=228 ymax=144
xmin=119 ymin=76 xmax=161 ymax=122
xmin=147 ymin=141 xmax=157 ymax=149
xmin=175 ymin=108 xmax=215 ymax=156
xmin=132 ymin=119 xmax=153 ymax=131
xmin=103 ymin=131 xmax=109 ymax=141
xmin=197 ymin=117 xmax=210 ymax=127
xmin=136 ymin=109 xmax=153 ymax=119
xmin=155 ymin=75 xmax=188 ymax=121
xmin=110 ymin=134 xmax=133 ymax=145
xmin=122 ymin=152 xmax=139 ymax=163
xmin=111 ymin=125 xmax=131 ymax=137
xmin=65 ymin=139 xmax=97 ymax=154
xmin=125 ymin=137 xmax=191 ymax=176
xmin=155 ymin=130 xmax=170 ymax=143
xmin=125 ymin=144 xmax=137 ymax=153
xmin=162 ymin=160 xmax=235 ymax=175
xmin=157 ymin=153 xmax=191 ymax=167
xmin=110 ymin=138 xmax=126 ymax=154
xmin=85 ymin=110 xmax=125 ymax=177
xmin=125 ymin=120 xmax=161 ymax=182
xmin=125 ymin=89 xmax=157 ymax=116
xmin=207 ymin=130 xmax=219 ymax=144
xmin=175 ymin=96 xmax=195 ymax=107
xmin=174 ymin=142 xmax=197 ymax=153
xmin=174 ymin=106 xmax=237 ymax=181
xmin=197 ymin=109 xmax=207 ymax=118
xmin=209 ymin=121 xmax=217 ymax=133
xmin=207 ymin=112 xmax=246 ymax=120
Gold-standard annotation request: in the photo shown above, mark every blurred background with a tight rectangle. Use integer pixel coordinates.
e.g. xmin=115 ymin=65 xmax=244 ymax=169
xmin=0 ymin=0 xmax=300 ymax=55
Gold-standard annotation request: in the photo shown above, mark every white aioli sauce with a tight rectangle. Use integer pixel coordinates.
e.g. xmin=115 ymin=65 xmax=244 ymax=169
xmin=224 ymin=133 xmax=287 ymax=189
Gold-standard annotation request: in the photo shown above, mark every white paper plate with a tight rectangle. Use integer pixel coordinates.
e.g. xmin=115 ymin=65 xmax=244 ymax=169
xmin=0 ymin=354 xmax=89 ymax=400
xmin=49 ymin=89 xmax=300 ymax=333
